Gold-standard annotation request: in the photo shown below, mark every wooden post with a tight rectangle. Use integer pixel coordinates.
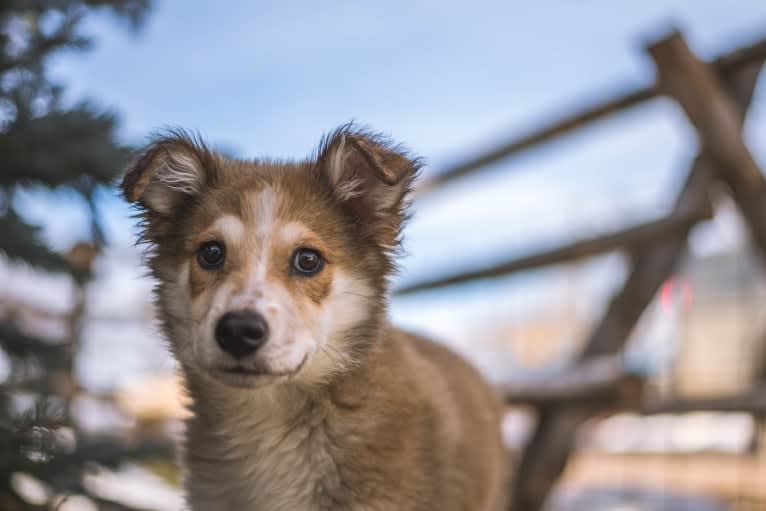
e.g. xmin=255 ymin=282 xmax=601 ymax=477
xmin=650 ymin=34 xmax=766 ymax=454
xmin=649 ymin=32 xmax=766 ymax=259
xmin=507 ymin=41 xmax=764 ymax=511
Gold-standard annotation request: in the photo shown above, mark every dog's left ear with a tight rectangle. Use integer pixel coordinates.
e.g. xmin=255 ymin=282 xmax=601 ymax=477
xmin=317 ymin=127 xmax=420 ymax=245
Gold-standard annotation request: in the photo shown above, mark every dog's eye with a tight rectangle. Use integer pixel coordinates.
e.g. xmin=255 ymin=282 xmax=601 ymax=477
xmin=197 ymin=241 xmax=226 ymax=270
xmin=292 ymin=248 xmax=323 ymax=275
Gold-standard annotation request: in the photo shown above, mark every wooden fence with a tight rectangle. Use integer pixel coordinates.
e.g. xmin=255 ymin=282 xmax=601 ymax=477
xmin=396 ymin=31 xmax=766 ymax=511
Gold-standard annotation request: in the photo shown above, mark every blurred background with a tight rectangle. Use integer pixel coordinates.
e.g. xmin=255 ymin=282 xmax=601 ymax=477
xmin=2 ymin=1 xmax=766 ymax=510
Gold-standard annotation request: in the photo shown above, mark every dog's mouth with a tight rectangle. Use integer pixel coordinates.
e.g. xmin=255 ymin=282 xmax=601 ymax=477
xmin=221 ymin=366 xmax=269 ymax=376
xmin=216 ymin=355 xmax=309 ymax=381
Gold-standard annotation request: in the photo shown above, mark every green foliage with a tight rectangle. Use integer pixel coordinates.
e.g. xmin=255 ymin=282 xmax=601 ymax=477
xmin=0 ymin=1 xmax=147 ymax=273
xmin=0 ymin=2 xmax=157 ymax=510
xmin=0 ymin=211 xmax=73 ymax=274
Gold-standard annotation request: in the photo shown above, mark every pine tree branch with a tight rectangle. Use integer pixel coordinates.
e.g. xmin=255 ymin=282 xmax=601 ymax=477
xmin=0 ymin=322 xmax=69 ymax=363
xmin=0 ymin=1 xmax=151 ymax=75
xmin=0 ymin=213 xmax=80 ymax=276
xmin=0 ymin=106 xmax=132 ymax=190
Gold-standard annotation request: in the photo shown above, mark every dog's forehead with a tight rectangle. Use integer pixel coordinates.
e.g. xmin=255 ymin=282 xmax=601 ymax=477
xmin=188 ymin=160 xmax=336 ymax=242
xmin=213 ymin=188 xmax=312 ymax=242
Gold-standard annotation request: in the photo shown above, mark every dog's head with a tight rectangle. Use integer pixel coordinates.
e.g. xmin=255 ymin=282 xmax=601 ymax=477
xmin=122 ymin=126 xmax=419 ymax=389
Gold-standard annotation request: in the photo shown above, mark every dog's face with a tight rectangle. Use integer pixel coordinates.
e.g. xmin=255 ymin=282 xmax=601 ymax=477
xmin=122 ymin=127 xmax=418 ymax=388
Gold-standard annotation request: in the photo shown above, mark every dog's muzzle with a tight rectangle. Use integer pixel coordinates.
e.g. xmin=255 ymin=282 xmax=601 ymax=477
xmin=215 ymin=310 xmax=269 ymax=359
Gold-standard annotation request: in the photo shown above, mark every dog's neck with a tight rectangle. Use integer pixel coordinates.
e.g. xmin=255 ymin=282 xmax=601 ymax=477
xmin=181 ymin=347 xmax=379 ymax=511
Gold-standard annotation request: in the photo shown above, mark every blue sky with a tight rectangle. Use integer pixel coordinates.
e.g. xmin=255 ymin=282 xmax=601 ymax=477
xmin=17 ymin=1 xmax=766 ymax=351
xmin=48 ymin=2 xmax=765 ymax=158
xmin=48 ymin=0 xmax=765 ymax=155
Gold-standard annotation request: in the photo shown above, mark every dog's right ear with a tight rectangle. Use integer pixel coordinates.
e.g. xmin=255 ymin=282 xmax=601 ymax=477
xmin=121 ymin=132 xmax=213 ymax=215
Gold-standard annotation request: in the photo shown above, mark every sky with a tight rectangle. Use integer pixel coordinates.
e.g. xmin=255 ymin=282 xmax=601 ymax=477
xmin=9 ymin=0 xmax=766 ymax=381
xmin=38 ymin=0 xmax=766 ymax=253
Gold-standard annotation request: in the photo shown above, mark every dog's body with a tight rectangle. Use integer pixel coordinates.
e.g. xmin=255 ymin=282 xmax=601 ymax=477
xmin=123 ymin=126 xmax=507 ymax=511
xmin=184 ymin=328 xmax=506 ymax=511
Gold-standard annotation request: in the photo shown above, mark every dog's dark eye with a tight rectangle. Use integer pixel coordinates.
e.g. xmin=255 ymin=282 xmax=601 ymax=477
xmin=197 ymin=241 xmax=226 ymax=270
xmin=292 ymin=248 xmax=323 ymax=275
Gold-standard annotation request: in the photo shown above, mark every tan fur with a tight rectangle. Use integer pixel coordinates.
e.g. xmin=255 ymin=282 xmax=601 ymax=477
xmin=123 ymin=126 xmax=508 ymax=511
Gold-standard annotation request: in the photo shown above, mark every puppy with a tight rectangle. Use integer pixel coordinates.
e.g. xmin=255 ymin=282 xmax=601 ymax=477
xmin=122 ymin=126 xmax=507 ymax=511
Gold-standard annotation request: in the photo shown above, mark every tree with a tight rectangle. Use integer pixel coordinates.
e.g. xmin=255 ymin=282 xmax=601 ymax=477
xmin=0 ymin=2 xmax=172 ymax=510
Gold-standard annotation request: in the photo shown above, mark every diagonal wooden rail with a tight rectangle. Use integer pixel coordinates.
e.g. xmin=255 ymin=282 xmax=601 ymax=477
xmin=649 ymin=32 xmax=766 ymax=260
xmin=417 ymin=35 xmax=766 ymax=195
xmin=395 ymin=206 xmax=709 ymax=295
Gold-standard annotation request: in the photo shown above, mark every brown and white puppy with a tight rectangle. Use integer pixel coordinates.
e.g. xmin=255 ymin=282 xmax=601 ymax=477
xmin=122 ymin=126 xmax=508 ymax=511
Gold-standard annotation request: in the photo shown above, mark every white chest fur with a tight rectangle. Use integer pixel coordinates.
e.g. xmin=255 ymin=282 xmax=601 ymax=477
xmin=185 ymin=393 xmax=342 ymax=511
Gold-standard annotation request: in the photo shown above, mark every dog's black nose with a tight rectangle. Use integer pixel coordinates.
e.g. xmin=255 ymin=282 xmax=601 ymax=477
xmin=215 ymin=310 xmax=269 ymax=358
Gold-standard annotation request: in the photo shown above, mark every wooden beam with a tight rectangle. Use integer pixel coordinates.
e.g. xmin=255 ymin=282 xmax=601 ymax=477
xmin=640 ymin=388 xmax=766 ymax=416
xmin=507 ymin=48 xmax=763 ymax=511
xmin=500 ymin=356 xmax=643 ymax=407
xmin=649 ymin=32 xmax=766 ymax=257
xmin=579 ymin=167 xmax=711 ymax=359
xmin=503 ymin=364 xmax=766 ymax=417
xmin=395 ymin=207 xmax=707 ymax=295
xmin=416 ymin=86 xmax=655 ymax=194
xmin=418 ymin=35 xmax=766 ymax=194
